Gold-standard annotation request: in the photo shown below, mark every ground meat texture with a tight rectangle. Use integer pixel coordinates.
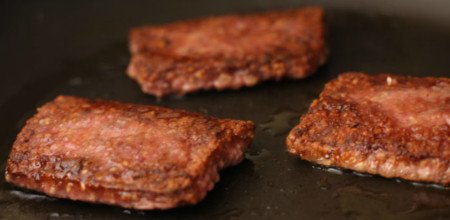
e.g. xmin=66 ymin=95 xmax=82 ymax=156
xmin=5 ymin=96 xmax=255 ymax=209
xmin=127 ymin=7 xmax=327 ymax=97
xmin=286 ymin=72 xmax=450 ymax=185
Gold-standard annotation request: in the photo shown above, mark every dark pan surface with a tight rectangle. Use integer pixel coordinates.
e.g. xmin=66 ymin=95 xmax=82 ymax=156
xmin=1 ymin=0 xmax=450 ymax=219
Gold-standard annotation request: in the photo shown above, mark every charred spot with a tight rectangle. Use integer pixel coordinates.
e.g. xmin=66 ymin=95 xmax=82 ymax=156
xmin=294 ymin=127 xmax=306 ymax=137
xmin=224 ymin=65 xmax=239 ymax=73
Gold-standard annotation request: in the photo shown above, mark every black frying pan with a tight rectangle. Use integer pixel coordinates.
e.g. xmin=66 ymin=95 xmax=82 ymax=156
xmin=1 ymin=0 xmax=449 ymax=219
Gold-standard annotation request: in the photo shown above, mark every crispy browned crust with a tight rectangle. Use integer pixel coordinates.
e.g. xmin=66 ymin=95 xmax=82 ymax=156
xmin=5 ymin=96 xmax=255 ymax=209
xmin=286 ymin=72 xmax=450 ymax=185
xmin=127 ymin=7 xmax=327 ymax=97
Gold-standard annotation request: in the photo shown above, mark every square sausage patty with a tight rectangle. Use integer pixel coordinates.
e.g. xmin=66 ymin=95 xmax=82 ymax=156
xmin=5 ymin=96 xmax=255 ymax=209
xmin=128 ymin=7 xmax=327 ymax=97
xmin=287 ymin=72 xmax=449 ymax=185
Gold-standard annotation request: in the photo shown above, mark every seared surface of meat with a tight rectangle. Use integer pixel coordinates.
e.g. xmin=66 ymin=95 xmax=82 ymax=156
xmin=5 ymin=96 xmax=255 ymax=209
xmin=287 ymin=72 xmax=450 ymax=185
xmin=128 ymin=7 xmax=327 ymax=97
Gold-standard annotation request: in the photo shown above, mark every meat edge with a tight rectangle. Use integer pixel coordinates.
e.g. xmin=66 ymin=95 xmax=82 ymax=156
xmin=286 ymin=132 xmax=449 ymax=185
xmin=5 ymin=117 xmax=255 ymax=210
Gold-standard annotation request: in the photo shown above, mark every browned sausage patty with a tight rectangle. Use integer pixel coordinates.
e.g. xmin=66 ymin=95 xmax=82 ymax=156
xmin=5 ymin=96 xmax=255 ymax=209
xmin=287 ymin=73 xmax=450 ymax=185
xmin=128 ymin=7 xmax=327 ymax=97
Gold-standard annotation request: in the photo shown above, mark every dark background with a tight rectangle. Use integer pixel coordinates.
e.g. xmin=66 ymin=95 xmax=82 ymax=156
xmin=1 ymin=0 xmax=449 ymax=219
